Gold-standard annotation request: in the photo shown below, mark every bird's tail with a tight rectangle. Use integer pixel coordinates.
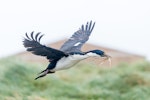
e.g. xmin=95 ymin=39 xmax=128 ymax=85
xmin=35 ymin=69 xmax=55 ymax=80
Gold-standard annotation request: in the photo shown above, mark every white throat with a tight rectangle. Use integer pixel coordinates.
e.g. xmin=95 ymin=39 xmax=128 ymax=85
xmin=86 ymin=52 xmax=100 ymax=57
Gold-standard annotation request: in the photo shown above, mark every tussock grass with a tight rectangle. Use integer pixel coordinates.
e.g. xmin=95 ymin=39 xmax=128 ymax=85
xmin=0 ymin=58 xmax=150 ymax=100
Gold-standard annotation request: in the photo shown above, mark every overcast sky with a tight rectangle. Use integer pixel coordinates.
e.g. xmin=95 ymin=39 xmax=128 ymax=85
xmin=0 ymin=0 xmax=150 ymax=60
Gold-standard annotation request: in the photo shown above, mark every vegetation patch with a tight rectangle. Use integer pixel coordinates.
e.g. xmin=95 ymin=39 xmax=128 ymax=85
xmin=0 ymin=58 xmax=150 ymax=100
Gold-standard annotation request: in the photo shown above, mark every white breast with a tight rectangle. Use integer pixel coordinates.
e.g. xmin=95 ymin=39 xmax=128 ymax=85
xmin=52 ymin=54 xmax=88 ymax=71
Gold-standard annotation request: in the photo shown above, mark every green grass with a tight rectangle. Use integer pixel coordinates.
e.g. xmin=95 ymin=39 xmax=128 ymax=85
xmin=0 ymin=58 xmax=150 ymax=100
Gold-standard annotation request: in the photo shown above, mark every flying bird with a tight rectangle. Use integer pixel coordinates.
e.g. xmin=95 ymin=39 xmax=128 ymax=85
xmin=23 ymin=21 xmax=111 ymax=80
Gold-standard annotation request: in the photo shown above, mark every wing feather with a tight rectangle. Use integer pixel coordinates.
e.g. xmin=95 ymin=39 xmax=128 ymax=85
xmin=35 ymin=32 xmax=41 ymax=41
xmin=38 ymin=34 xmax=44 ymax=42
xmin=30 ymin=31 xmax=35 ymax=40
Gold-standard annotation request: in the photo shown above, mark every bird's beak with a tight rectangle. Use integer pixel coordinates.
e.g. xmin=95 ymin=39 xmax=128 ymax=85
xmin=100 ymin=53 xmax=112 ymax=67
xmin=102 ymin=53 xmax=111 ymax=59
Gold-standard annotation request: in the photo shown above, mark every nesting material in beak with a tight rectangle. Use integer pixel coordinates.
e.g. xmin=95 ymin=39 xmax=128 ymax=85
xmin=100 ymin=54 xmax=112 ymax=67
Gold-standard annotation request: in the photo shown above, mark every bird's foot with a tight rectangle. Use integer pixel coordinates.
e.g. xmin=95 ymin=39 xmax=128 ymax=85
xmin=35 ymin=69 xmax=55 ymax=80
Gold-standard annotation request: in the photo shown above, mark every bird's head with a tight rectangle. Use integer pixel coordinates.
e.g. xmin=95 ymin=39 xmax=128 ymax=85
xmin=86 ymin=50 xmax=111 ymax=58
xmin=85 ymin=50 xmax=111 ymax=66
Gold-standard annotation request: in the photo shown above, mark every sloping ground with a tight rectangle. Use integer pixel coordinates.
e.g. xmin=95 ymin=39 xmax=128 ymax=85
xmin=17 ymin=39 xmax=145 ymax=66
xmin=0 ymin=57 xmax=150 ymax=100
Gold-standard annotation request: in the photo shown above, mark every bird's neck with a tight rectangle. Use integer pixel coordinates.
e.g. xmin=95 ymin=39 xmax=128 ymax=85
xmin=68 ymin=52 xmax=99 ymax=61
xmin=69 ymin=54 xmax=89 ymax=60
xmin=85 ymin=52 xmax=99 ymax=57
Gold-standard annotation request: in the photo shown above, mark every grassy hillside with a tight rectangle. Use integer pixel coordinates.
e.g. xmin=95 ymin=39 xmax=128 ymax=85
xmin=0 ymin=57 xmax=150 ymax=100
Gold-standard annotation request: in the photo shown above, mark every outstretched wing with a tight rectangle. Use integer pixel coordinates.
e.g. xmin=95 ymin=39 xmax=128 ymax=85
xmin=60 ymin=21 xmax=95 ymax=53
xmin=23 ymin=32 xmax=68 ymax=61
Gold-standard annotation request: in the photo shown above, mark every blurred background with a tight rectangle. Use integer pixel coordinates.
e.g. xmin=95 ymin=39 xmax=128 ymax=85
xmin=0 ymin=0 xmax=150 ymax=100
